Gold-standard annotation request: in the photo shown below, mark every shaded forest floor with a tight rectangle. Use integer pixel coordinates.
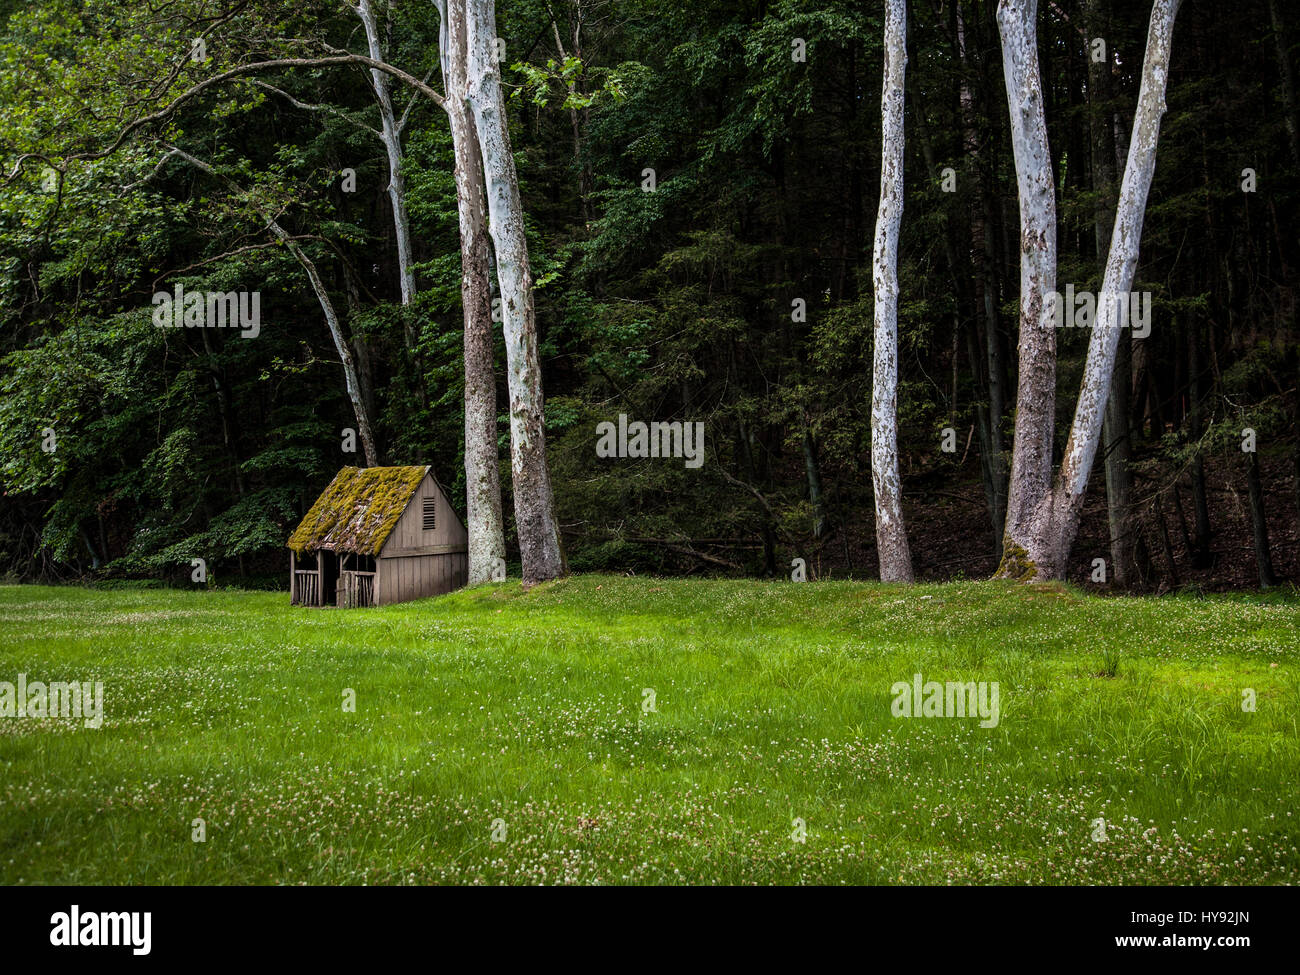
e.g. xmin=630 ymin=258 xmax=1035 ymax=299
xmin=827 ymin=452 xmax=1300 ymax=591
xmin=1 ymin=577 xmax=1297 ymax=885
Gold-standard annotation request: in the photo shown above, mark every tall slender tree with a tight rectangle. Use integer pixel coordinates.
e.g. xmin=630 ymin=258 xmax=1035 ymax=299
xmin=871 ymin=0 xmax=913 ymax=582
xmin=996 ymin=0 xmax=1183 ymax=581
xmin=355 ymin=0 xmax=417 ymax=320
xmin=1087 ymin=0 xmax=1139 ymax=586
xmin=462 ymin=0 xmax=566 ymax=585
xmin=436 ymin=0 xmax=508 ymax=584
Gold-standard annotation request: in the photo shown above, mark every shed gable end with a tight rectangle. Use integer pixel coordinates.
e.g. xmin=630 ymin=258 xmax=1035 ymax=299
xmin=380 ymin=473 xmax=467 ymax=556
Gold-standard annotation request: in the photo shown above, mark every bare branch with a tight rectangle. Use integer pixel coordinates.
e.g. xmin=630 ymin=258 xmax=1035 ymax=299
xmin=396 ymin=66 xmax=438 ymax=133
xmin=119 ymin=148 xmax=184 ymax=193
xmin=249 ymin=80 xmax=381 ymax=136
xmin=149 ymin=237 xmax=321 ymax=291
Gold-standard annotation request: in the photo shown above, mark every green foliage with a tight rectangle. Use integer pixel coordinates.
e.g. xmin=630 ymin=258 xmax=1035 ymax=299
xmin=0 ymin=0 xmax=1294 ymax=592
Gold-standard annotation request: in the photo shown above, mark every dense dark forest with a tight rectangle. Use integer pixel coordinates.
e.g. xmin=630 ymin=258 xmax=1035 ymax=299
xmin=0 ymin=0 xmax=1296 ymax=592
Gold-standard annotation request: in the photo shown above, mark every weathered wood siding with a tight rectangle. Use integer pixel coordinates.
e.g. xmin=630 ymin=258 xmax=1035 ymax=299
xmin=385 ymin=473 xmax=468 ymax=552
xmin=375 ymin=552 xmax=468 ymax=605
xmin=376 ymin=473 xmax=469 ymax=604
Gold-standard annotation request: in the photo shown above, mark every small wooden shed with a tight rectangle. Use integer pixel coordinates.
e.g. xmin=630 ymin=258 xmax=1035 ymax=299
xmin=287 ymin=465 xmax=468 ymax=608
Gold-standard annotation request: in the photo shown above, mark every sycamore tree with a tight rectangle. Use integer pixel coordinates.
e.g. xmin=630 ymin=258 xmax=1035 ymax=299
xmin=870 ymin=0 xmax=912 ymax=582
xmin=435 ymin=0 xmax=508 ymax=585
xmin=994 ymin=0 xmax=1183 ymax=582
xmin=462 ymin=0 xmax=567 ymax=584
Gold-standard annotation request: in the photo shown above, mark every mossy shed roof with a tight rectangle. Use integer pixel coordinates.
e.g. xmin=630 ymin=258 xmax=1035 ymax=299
xmin=287 ymin=465 xmax=429 ymax=556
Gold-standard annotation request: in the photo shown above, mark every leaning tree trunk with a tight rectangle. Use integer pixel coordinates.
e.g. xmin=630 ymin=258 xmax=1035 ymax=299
xmin=996 ymin=0 xmax=1181 ymax=581
xmin=463 ymin=0 xmax=566 ymax=585
xmin=870 ymin=0 xmax=913 ymax=582
xmin=166 ymin=146 xmax=379 ymax=467
xmin=993 ymin=0 xmax=1060 ymax=579
xmin=1051 ymin=0 xmax=1182 ymax=573
xmin=276 ymin=228 xmax=380 ymax=468
xmin=1088 ymin=0 xmax=1137 ymax=586
xmin=357 ymin=0 xmax=417 ymax=321
xmin=438 ymin=0 xmax=507 ymax=585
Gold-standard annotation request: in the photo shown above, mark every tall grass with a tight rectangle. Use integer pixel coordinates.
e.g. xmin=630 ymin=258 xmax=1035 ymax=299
xmin=0 ymin=576 xmax=1296 ymax=884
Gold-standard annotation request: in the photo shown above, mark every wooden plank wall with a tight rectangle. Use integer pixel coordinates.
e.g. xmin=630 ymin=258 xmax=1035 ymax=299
xmin=374 ymin=472 xmax=468 ymax=606
xmin=376 ymin=552 xmax=468 ymax=605
xmin=384 ymin=473 xmax=468 ymax=553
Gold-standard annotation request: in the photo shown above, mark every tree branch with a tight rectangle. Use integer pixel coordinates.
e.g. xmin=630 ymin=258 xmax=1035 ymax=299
xmin=5 ymin=54 xmax=446 ymax=183
xmin=249 ymin=80 xmax=380 ymax=136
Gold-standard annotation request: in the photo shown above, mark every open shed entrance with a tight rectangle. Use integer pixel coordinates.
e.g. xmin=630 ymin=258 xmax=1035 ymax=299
xmin=337 ymin=553 xmax=376 ymax=608
xmin=291 ymin=550 xmax=375 ymax=608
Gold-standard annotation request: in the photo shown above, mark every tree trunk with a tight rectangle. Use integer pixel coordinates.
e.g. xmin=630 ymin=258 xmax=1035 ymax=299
xmin=1101 ymin=345 xmax=1136 ymax=584
xmin=1268 ymin=0 xmax=1300 ymax=170
xmin=1101 ymin=343 xmax=1136 ymax=583
xmin=966 ymin=321 xmax=1002 ymax=554
xmin=802 ymin=425 xmax=827 ymax=539
xmin=357 ymin=0 xmax=417 ymax=322
xmin=996 ymin=0 xmax=1182 ymax=581
xmin=357 ymin=0 xmax=428 ymax=442
xmin=1052 ymin=0 xmax=1181 ymax=572
xmin=1187 ymin=314 xmax=1214 ymax=566
xmin=1268 ymin=0 xmax=1300 ymax=537
xmin=956 ymin=0 xmax=1008 ymax=557
xmin=438 ymin=0 xmax=508 ymax=585
xmin=993 ymin=0 xmax=1060 ymax=578
xmin=1246 ymin=448 xmax=1279 ymax=588
xmin=463 ymin=0 xmax=566 ymax=585
xmin=869 ymin=0 xmax=913 ymax=582
xmin=1154 ymin=492 xmax=1180 ymax=588
xmin=280 ymin=230 xmax=380 ymax=468
xmin=1087 ymin=0 xmax=1137 ymax=587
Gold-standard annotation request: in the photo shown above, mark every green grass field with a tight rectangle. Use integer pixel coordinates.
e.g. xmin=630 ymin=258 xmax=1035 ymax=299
xmin=1 ymin=576 xmax=1298 ymax=885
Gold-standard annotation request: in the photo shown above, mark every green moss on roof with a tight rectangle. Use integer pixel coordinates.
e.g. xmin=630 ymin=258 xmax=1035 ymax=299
xmin=287 ymin=465 xmax=429 ymax=556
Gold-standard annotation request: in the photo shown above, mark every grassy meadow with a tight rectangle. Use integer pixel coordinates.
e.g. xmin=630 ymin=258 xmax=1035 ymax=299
xmin=1 ymin=576 xmax=1297 ymax=885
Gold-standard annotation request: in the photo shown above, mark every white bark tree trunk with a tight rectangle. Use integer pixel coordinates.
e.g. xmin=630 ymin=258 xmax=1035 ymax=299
xmin=462 ymin=0 xmax=566 ymax=585
xmin=356 ymin=0 xmax=417 ymax=322
xmin=167 ymin=146 xmax=380 ymax=467
xmin=437 ymin=0 xmax=507 ymax=585
xmin=1053 ymin=0 xmax=1182 ymax=554
xmin=995 ymin=0 xmax=1181 ymax=580
xmin=994 ymin=0 xmax=1060 ymax=579
xmin=870 ymin=0 xmax=913 ymax=582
